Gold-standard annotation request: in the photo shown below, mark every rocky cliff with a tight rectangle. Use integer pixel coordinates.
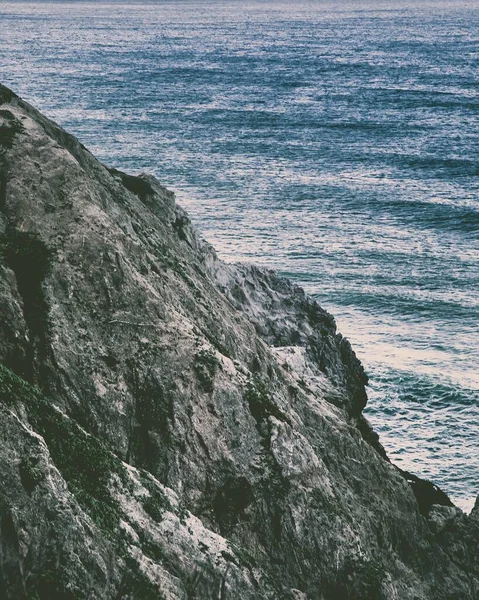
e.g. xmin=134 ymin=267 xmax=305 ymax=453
xmin=0 ymin=83 xmax=477 ymax=600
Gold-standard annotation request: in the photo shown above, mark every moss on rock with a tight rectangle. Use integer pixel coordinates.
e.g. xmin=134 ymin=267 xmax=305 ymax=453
xmin=0 ymin=364 xmax=124 ymax=537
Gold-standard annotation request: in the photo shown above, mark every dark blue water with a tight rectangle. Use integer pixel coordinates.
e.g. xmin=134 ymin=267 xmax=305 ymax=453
xmin=1 ymin=0 xmax=478 ymax=511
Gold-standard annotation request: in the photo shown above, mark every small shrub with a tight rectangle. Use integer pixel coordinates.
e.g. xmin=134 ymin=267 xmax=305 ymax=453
xmin=143 ymin=492 xmax=169 ymax=522
xmin=202 ymin=330 xmax=232 ymax=359
xmin=310 ymin=488 xmax=343 ymax=518
xmin=129 ymin=524 xmax=167 ymax=563
xmin=324 ymin=555 xmax=385 ymax=600
xmin=140 ymin=473 xmax=172 ymax=523
xmin=19 ymin=455 xmax=44 ymax=494
xmin=194 ymin=348 xmax=219 ymax=393
xmin=244 ymin=376 xmax=288 ymax=426
xmin=0 ymin=364 xmax=34 ymax=406
xmin=118 ymin=555 xmax=166 ymax=600
xmin=228 ymin=543 xmax=257 ymax=570
xmin=177 ymin=502 xmax=189 ymax=525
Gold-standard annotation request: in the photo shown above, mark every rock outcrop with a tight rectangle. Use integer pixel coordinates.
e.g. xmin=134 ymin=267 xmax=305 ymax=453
xmin=0 ymin=83 xmax=478 ymax=599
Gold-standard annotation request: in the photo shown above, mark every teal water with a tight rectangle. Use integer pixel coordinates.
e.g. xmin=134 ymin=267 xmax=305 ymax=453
xmin=0 ymin=0 xmax=478 ymax=511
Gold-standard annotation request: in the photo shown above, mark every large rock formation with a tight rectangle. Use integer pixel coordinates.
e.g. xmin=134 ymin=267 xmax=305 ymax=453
xmin=0 ymin=83 xmax=477 ymax=599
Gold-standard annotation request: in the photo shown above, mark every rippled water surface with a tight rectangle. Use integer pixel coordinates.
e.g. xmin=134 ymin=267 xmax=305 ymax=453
xmin=1 ymin=0 xmax=478 ymax=510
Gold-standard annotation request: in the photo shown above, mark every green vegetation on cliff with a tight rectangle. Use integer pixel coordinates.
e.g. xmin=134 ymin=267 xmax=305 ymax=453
xmin=0 ymin=364 xmax=122 ymax=536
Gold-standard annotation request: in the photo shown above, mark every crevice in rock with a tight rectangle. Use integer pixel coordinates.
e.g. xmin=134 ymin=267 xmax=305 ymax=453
xmin=213 ymin=476 xmax=254 ymax=535
xmin=0 ymin=168 xmax=7 ymax=213
xmin=0 ymin=504 xmax=26 ymax=600
xmin=243 ymin=377 xmax=291 ymax=550
xmin=0 ymin=228 xmax=52 ymax=384
xmin=129 ymin=368 xmax=174 ymax=479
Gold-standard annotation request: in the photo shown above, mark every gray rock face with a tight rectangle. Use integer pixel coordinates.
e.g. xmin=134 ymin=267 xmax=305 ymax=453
xmin=0 ymin=83 xmax=478 ymax=599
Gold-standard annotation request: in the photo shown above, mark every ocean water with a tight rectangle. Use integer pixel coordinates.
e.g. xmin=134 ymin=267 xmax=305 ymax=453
xmin=0 ymin=0 xmax=478 ymax=511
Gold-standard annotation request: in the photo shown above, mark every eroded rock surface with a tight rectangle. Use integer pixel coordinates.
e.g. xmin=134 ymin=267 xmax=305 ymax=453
xmin=0 ymin=83 xmax=478 ymax=599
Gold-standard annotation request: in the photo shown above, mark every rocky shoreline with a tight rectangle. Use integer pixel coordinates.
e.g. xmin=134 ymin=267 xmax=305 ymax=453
xmin=0 ymin=83 xmax=478 ymax=599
